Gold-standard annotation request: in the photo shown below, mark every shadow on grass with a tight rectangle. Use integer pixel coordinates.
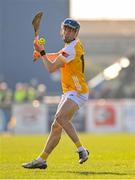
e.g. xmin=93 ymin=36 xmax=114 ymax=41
xmin=57 ymin=170 xmax=134 ymax=176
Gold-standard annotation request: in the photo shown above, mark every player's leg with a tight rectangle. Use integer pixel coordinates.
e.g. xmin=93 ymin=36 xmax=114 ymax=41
xmin=37 ymin=96 xmax=89 ymax=164
xmin=35 ymin=95 xmax=76 ymax=163
xmin=55 ymin=97 xmax=89 ymax=164
xmin=22 ymin=120 xmax=63 ymax=169
xmin=37 ymin=121 xmax=62 ymax=161
xmin=22 ymin=93 xmax=89 ymax=169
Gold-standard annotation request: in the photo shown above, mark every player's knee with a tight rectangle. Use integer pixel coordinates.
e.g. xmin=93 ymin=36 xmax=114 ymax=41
xmin=55 ymin=114 xmax=67 ymax=128
xmin=55 ymin=114 xmax=62 ymax=126
xmin=51 ymin=122 xmax=62 ymax=133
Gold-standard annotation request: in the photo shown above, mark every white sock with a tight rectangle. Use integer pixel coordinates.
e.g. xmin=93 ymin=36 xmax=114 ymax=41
xmin=36 ymin=157 xmax=45 ymax=163
xmin=78 ymin=146 xmax=85 ymax=152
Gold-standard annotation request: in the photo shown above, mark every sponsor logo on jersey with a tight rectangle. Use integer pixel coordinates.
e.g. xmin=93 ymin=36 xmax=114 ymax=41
xmin=61 ymin=51 xmax=69 ymax=58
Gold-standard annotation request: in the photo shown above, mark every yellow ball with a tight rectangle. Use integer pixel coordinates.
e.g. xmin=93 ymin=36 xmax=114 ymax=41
xmin=39 ymin=37 xmax=46 ymax=45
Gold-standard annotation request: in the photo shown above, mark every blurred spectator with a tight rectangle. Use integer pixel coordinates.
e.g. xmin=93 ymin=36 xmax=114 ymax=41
xmin=14 ymin=83 xmax=27 ymax=103
xmin=14 ymin=82 xmax=46 ymax=103
xmin=27 ymin=85 xmax=36 ymax=102
xmin=36 ymin=84 xmax=46 ymax=101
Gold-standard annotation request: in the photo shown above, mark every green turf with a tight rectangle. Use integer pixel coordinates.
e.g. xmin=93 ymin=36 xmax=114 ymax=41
xmin=0 ymin=133 xmax=135 ymax=179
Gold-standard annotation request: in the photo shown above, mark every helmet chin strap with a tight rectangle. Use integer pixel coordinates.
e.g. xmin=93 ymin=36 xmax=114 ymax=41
xmin=68 ymin=30 xmax=78 ymax=41
xmin=64 ymin=38 xmax=75 ymax=43
xmin=64 ymin=34 xmax=76 ymax=42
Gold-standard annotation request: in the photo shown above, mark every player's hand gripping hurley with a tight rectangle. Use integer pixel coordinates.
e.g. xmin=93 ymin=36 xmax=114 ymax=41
xmin=32 ymin=11 xmax=46 ymax=62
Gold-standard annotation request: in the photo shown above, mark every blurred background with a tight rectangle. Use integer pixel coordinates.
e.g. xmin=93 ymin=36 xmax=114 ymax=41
xmin=0 ymin=0 xmax=135 ymax=133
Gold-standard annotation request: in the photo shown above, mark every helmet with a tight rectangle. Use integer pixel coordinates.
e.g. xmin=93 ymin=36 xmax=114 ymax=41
xmin=62 ymin=18 xmax=80 ymax=32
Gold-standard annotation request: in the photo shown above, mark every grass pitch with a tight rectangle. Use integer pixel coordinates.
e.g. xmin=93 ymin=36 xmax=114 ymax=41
xmin=0 ymin=133 xmax=135 ymax=179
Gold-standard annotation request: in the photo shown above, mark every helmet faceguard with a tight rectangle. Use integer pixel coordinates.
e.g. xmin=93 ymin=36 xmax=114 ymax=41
xmin=61 ymin=18 xmax=80 ymax=43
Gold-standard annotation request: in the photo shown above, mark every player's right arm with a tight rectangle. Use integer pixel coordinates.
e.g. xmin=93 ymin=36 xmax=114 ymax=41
xmin=41 ymin=47 xmax=76 ymax=73
xmin=41 ymin=54 xmax=65 ymax=73
xmin=34 ymin=37 xmax=75 ymax=73
xmin=46 ymin=53 xmax=60 ymax=61
xmin=33 ymin=38 xmax=64 ymax=72
xmin=33 ymin=51 xmax=60 ymax=62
